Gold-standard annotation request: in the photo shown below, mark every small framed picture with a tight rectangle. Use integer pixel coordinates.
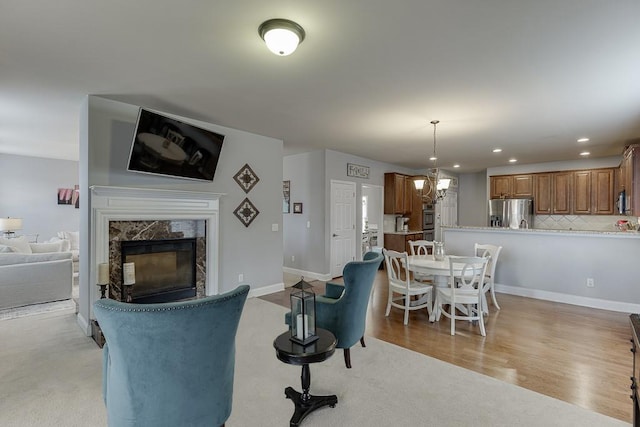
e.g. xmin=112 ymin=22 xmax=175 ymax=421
xmin=293 ymin=202 xmax=303 ymax=214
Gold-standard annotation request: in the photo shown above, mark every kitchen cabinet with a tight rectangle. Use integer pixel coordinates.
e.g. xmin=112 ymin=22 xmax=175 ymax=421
xmin=383 ymin=232 xmax=423 ymax=254
xmin=552 ymin=171 xmax=572 ymax=214
xmin=384 ymin=173 xmax=413 ymax=214
xmin=592 ymin=168 xmax=615 ymax=215
xmin=534 ymin=173 xmax=552 ymax=214
xmin=534 ymin=168 xmax=615 ymax=215
xmin=572 ymin=170 xmax=592 ymax=214
xmin=490 ymin=174 xmax=533 ymax=199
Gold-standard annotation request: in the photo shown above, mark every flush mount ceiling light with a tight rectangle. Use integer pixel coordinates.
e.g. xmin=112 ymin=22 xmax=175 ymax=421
xmin=580 ymin=151 xmax=590 ymax=156
xmin=492 ymin=148 xmax=502 ymax=153
xmin=577 ymin=138 xmax=590 ymax=143
xmin=258 ymin=18 xmax=305 ymax=56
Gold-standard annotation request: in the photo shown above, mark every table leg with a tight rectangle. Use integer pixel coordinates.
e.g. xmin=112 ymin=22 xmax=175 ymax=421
xmin=284 ymin=363 xmax=338 ymax=427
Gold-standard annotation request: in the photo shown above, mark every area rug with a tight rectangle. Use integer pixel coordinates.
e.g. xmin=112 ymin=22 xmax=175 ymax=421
xmin=0 ymin=298 xmax=627 ymax=426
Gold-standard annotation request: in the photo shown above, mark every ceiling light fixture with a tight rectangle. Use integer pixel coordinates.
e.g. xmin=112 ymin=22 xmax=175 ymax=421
xmin=580 ymin=151 xmax=590 ymax=156
xmin=509 ymin=158 xmax=517 ymax=163
xmin=414 ymin=120 xmax=450 ymax=203
xmin=258 ymin=19 xmax=305 ymax=56
xmin=453 ymin=164 xmax=460 ymax=168
xmin=577 ymin=138 xmax=590 ymax=143
xmin=492 ymin=148 xmax=502 ymax=153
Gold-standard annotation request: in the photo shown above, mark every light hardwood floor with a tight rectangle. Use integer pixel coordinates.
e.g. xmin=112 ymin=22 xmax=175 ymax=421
xmin=261 ymin=271 xmax=633 ymax=423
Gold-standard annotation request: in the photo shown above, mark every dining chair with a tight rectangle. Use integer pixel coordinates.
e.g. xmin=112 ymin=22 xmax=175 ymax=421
xmin=434 ymin=256 xmax=488 ymax=336
xmin=474 ymin=243 xmax=503 ymax=313
xmin=383 ymin=249 xmax=433 ymax=325
xmin=408 ymin=240 xmax=435 ymax=284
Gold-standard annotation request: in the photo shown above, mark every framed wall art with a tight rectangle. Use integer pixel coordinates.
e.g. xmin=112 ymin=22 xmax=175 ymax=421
xmin=293 ymin=202 xmax=303 ymax=214
xmin=283 ymin=180 xmax=290 ymax=213
xmin=347 ymin=163 xmax=370 ymax=179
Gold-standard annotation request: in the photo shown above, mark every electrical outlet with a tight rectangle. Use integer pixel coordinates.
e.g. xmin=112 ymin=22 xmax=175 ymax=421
xmin=291 ymin=256 xmax=295 ymax=262
xmin=586 ymin=278 xmax=594 ymax=288
xmin=238 ymin=273 xmax=244 ymax=282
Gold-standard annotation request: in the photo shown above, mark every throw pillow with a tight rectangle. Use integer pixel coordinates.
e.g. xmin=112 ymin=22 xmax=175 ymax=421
xmin=58 ymin=231 xmax=79 ymax=250
xmin=0 ymin=244 xmax=14 ymax=253
xmin=0 ymin=236 xmax=33 ymax=254
xmin=47 ymin=237 xmax=71 ymax=252
xmin=30 ymin=241 xmax=64 ymax=253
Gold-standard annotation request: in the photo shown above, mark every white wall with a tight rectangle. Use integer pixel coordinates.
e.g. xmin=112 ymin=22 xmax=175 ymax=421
xmin=0 ymin=154 xmax=80 ymax=241
xmin=78 ymin=96 xmax=284 ymax=332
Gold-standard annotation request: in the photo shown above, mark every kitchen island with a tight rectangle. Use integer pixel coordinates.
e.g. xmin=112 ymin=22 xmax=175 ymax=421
xmin=442 ymin=226 xmax=640 ymax=312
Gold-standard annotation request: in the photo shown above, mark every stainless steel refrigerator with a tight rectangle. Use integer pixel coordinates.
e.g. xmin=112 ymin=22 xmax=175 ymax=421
xmin=488 ymin=199 xmax=533 ymax=229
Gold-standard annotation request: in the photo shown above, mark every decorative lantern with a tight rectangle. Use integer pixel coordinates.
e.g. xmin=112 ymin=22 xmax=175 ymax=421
xmin=289 ymin=277 xmax=318 ymax=345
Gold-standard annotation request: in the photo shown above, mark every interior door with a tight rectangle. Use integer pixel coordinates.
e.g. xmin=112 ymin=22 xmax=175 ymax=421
xmin=330 ymin=180 xmax=356 ymax=278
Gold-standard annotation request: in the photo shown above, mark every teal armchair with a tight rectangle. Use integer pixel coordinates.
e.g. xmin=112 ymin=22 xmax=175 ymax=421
xmin=93 ymin=284 xmax=249 ymax=427
xmin=286 ymin=252 xmax=383 ymax=368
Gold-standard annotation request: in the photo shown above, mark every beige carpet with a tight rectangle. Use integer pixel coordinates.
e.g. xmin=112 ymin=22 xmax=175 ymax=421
xmin=0 ymin=298 xmax=628 ymax=426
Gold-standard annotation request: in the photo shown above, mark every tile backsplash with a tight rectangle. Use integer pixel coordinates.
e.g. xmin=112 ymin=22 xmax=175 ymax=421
xmin=534 ymin=215 xmax=636 ymax=231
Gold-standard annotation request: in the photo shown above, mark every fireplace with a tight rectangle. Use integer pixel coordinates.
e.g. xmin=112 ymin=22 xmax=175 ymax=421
xmin=121 ymin=238 xmax=197 ymax=303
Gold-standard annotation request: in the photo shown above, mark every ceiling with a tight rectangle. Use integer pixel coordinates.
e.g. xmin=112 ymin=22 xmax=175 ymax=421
xmin=2 ymin=0 xmax=640 ymax=173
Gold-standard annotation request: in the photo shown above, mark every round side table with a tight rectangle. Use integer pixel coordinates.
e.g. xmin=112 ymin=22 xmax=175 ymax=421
xmin=273 ymin=328 xmax=338 ymax=426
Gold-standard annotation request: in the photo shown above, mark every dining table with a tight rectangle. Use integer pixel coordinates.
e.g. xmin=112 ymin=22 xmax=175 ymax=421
xmin=405 ymin=254 xmax=476 ymax=322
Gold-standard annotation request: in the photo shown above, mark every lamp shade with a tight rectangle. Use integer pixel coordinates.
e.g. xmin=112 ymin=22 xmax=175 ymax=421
xmin=437 ymin=178 xmax=451 ymax=190
xmin=0 ymin=217 xmax=23 ymax=232
xmin=413 ymin=178 xmax=425 ymax=190
xmin=259 ymin=19 xmax=305 ymax=56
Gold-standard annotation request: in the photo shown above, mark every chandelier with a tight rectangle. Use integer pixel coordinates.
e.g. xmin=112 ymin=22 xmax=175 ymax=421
xmin=414 ymin=120 xmax=450 ymax=203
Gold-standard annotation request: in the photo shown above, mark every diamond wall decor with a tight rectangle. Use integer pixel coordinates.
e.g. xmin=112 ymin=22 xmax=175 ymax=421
xmin=233 ymin=163 xmax=260 ymax=193
xmin=234 ymin=198 xmax=259 ymax=227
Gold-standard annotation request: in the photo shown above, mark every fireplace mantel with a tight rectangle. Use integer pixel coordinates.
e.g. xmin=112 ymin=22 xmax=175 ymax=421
xmin=90 ymin=186 xmax=223 ymax=301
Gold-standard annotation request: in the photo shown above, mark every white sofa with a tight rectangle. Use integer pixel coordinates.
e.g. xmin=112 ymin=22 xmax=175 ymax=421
xmin=0 ymin=237 xmax=73 ymax=310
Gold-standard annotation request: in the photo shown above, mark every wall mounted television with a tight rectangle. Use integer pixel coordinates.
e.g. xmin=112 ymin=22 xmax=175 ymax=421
xmin=127 ymin=108 xmax=225 ymax=182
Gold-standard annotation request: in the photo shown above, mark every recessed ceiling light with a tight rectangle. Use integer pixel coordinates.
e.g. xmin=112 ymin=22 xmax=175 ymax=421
xmin=429 ymin=156 xmax=437 ymax=161
xmin=580 ymin=151 xmax=590 ymax=156
xmin=508 ymin=158 xmax=517 ymax=163
xmin=492 ymin=148 xmax=502 ymax=153
xmin=453 ymin=164 xmax=460 ymax=168
xmin=577 ymin=138 xmax=589 ymax=143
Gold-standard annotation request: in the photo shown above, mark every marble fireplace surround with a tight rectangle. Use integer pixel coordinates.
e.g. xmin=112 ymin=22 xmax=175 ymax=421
xmin=90 ymin=186 xmax=223 ymax=302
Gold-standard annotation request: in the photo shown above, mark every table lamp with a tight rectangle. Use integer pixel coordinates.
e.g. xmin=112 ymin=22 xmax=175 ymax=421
xmin=0 ymin=217 xmax=23 ymax=238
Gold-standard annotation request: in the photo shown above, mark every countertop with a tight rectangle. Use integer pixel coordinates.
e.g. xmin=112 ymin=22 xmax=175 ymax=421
xmin=384 ymin=230 xmax=424 ymax=235
xmin=443 ymin=225 xmax=640 ymax=238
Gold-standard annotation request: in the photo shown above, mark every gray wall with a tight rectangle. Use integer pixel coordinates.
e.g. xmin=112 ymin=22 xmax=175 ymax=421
xmin=0 ymin=154 xmax=80 ymax=241
xmin=78 ymin=96 xmax=284 ymax=330
xmin=458 ymin=172 xmax=487 ymax=226
xmin=284 ymin=149 xmax=418 ymax=279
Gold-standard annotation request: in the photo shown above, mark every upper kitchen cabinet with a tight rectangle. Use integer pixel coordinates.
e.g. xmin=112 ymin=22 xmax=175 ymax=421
xmin=384 ymin=173 xmax=413 ymax=214
xmin=535 ymin=168 xmax=615 ymax=215
xmin=534 ymin=172 xmax=571 ymax=214
xmin=551 ymin=171 xmax=572 ymax=214
xmin=490 ymin=174 xmax=533 ymax=199
xmin=592 ymin=168 xmax=615 ymax=215
xmin=534 ymin=173 xmax=552 ymax=214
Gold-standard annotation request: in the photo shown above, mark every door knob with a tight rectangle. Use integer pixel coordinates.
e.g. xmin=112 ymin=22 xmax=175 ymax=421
xmin=332 ymin=234 xmax=338 ymax=237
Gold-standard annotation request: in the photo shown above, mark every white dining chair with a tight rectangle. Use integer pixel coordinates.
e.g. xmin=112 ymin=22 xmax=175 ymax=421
xmin=474 ymin=243 xmax=503 ymax=313
xmin=408 ymin=240 xmax=435 ymax=284
xmin=383 ymin=249 xmax=433 ymax=325
xmin=434 ymin=256 xmax=489 ymax=336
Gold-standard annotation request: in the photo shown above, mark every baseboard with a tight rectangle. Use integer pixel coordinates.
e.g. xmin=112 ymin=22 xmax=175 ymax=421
xmin=282 ymin=267 xmax=332 ymax=283
xmin=248 ymin=282 xmax=284 ymax=298
xmin=76 ymin=312 xmax=91 ymax=336
xmin=495 ymin=283 xmax=640 ymax=313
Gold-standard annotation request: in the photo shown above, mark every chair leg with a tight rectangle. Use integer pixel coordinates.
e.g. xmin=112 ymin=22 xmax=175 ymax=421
xmin=360 ymin=336 xmax=366 ymax=347
xmin=385 ymin=290 xmax=392 ymax=317
xmin=404 ymin=300 xmax=409 ymax=325
xmin=478 ymin=305 xmax=486 ymax=336
xmin=491 ymin=282 xmax=500 ymax=310
xmin=343 ymin=348 xmax=352 ymax=369
xmin=450 ymin=306 xmax=456 ymax=336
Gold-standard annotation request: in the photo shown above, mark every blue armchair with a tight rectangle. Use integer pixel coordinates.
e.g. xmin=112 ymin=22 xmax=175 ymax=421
xmin=93 ymin=284 xmax=249 ymax=427
xmin=286 ymin=252 xmax=383 ymax=368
